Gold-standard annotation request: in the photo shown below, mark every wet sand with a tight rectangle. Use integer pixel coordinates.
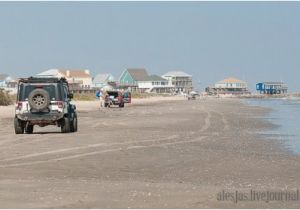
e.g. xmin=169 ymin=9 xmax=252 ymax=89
xmin=0 ymin=97 xmax=300 ymax=208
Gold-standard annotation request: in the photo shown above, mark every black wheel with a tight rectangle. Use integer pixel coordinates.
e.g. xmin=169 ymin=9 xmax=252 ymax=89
xmin=70 ymin=114 xmax=78 ymax=132
xmin=119 ymin=103 xmax=124 ymax=108
xmin=61 ymin=117 xmax=71 ymax=133
xmin=28 ymin=89 xmax=50 ymax=111
xmin=14 ymin=117 xmax=24 ymax=134
xmin=104 ymin=103 xmax=108 ymax=107
xmin=25 ymin=125 xmax=34 ymax=134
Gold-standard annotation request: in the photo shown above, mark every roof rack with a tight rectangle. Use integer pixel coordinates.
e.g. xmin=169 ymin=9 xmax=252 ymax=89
xmin=18 ymin=77 xmax=68 ymax=84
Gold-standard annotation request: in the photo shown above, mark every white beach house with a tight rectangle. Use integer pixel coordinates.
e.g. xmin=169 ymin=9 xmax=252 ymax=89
xmin=206 ymin=77 xmax=250 ymax=95
xmin=162 ymin=71 xmax=193 ymax=93
xmin=37 ymin=69 xmax=93 ymax=90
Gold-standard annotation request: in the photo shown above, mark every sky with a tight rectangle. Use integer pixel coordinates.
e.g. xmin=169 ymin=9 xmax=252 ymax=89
xmin=0 ymin=2 xmax=300 ymax=92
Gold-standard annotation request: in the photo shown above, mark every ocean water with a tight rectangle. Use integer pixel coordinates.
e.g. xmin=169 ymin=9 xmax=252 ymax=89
xmin=245 ymin=97 xmax=300 ymax=155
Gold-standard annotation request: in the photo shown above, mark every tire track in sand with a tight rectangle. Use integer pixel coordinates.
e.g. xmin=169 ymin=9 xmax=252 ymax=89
xmin=195 ymin=106 xmax=229 ymax=133
xmin=190 ymin=105 xmax=212 ymax=133
xmin=211 ymin=111 xmax=230 ymax=131
xmin=0 ymin=135 xmax=179 ymax=163
xmin=200 ymin=111 xmax=211 ymax=132
xmin=0 ymin=136 xmax=208 ymax=168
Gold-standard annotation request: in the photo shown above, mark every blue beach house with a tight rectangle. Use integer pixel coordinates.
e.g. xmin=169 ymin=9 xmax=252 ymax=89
xmin=118 ymin=68 xmax=149 ymax=91
xmin=256 ymin=82 xmax=288 ymax=94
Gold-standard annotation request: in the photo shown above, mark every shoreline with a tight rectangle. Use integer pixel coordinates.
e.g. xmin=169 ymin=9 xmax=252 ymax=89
xmin=243 ymin=97 xmax=300 ymax=155
xmin=241 ymin=98 xmax=292 ymax=155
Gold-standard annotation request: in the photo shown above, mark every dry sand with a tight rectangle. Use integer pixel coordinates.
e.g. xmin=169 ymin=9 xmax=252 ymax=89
xmin=0 ymin=97 xmax=300 ymax=208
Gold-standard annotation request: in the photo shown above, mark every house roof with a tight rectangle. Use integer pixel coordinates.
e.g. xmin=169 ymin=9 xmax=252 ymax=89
xmin=127 ymin=68 xmax=150 ymax=81
xmin=93 ymin=73 xmax=114 ymax=83
xmin=36 ymin=69 xmax=63 ymax=77
xmin=162 ymin=71 xmax=192 ymax=77
xmin=217 ymin=77 xmax=246 ymax=84
xmin=0 ymin=74 xmax=9 ymax=81
xmin=37 ymin=69 xmax=91 ymax=78
xmin=148 ymin=75 xmax=167 ymax=82
xmin=261 ymin=82 xmax=286 ymax=85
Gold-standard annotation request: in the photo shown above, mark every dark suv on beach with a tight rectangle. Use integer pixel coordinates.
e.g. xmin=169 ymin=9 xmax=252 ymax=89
xmin=104 ymin=90 xmax=125 ymax=108
xmin=14 ymin=77 xmax=78 ymax=134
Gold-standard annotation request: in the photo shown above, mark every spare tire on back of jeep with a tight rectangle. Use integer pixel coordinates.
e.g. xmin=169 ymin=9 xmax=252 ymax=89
xmin=28 ymin=89 xmax=50 ymax=111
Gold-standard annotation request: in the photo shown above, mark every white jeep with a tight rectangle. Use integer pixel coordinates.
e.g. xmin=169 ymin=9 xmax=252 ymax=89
xmin=14 ymin=77 xmax=77 ymax=134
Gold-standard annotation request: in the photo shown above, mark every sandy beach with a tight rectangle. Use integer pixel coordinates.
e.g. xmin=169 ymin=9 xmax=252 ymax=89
xmin=0 ymin=97 xmax=300 ymax=208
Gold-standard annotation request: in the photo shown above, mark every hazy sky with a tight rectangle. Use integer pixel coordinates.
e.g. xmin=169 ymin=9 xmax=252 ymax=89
xmin=1 ymin=2 xmax=300 ymax=91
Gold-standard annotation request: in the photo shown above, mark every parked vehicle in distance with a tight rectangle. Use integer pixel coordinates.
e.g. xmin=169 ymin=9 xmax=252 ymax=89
xmin=104 ymin=90 xmax=125 ymax=108
xmin=187 ymin=91 xmax=199 ymax=100
xmin=123 ymin=91 xmax=131 ymax=103
xmin=14 ymin=77 xmax=77 ymax=134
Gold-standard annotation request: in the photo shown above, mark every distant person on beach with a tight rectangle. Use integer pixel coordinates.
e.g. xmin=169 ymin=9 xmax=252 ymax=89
xmin=96 ymin=90 xmax=104 ymax=108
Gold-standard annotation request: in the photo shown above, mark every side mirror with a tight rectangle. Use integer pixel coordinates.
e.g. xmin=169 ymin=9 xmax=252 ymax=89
xmin=68 ymin=93 xmax=74 ymax=99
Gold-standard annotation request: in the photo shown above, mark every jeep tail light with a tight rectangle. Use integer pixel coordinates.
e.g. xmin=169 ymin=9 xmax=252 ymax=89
xmin=57 ymin=101 xmax=64 ymax=109
xmin=16 ymin=102 xmax=22 ymax=110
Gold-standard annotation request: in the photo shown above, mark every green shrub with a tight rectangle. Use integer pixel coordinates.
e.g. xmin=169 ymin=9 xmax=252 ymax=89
xmin=131 ymin=92 xmax=171 ymax=99
xmin=72 ymin=93 xmax=96 ymax=101
xmin=0 ymin=89 xmax=12 ymax=106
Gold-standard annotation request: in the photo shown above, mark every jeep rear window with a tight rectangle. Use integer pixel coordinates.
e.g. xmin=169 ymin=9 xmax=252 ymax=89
xmin=19 ymin=84 xmax=60 ymax=101
xmin=107 ymin=92 xmax=119 ymax=97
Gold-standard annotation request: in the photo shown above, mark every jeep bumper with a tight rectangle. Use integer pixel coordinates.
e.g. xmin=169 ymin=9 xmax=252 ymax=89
xmin=16 ymin=112 xmax=64 ymax=124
